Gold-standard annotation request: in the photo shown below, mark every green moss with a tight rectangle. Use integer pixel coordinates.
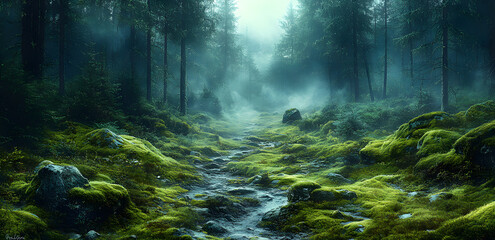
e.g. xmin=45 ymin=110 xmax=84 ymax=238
xmin=433 ymin=201 xmax=495 ymax=240
xmin=462 ymin=100 xmax=495 ymax=127
xmin=69 ymin=181 xmax=131 ymax=208
xmin=0 ymin=208 xmax=65 ymax=240
xmin=359 ymin=136 xmax=418 ymax=165
xmin=395 ymin=112 xmax=456 ymax=139
xmin=282 ymin=144 xmax=308 ymax=154
xmin=227 ymin=152 xmax=287 ymax=176
xmin=416 ymin=130 xmax=461 ymax=158
xmin=454 ymin=120 xmax=495 ymax=161
xmin=414 ymin=150 xmax=470 ymax=181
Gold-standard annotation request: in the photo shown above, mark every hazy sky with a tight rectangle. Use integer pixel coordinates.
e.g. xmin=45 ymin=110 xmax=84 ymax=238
xmin=235 ymin=0 xmax=292 ymax=44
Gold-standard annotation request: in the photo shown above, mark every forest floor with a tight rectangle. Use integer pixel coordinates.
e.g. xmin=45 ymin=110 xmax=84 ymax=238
xmin=1 ymin=99 xmax=495 ymax=240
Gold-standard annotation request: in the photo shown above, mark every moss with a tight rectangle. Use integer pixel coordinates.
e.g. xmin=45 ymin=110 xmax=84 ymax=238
xmin=414 ymin=150 xmax=470 ymax=181
xmin=69 ymin=181 xmax=131 ymax=208
xmin=359 ymin=136 xmax=418 ymax=165
xmin=282 ymin=144 xmax=308 ymax=154
xmin=0 ymin=208 xmax=65 ymax=240
xmin=227 ymin=152 xmax=287 ymax=176
xmin=453 ymin=120 xmax=495 ymax=167
xmin=462 ymin=100 xmax=495 ymax=127
xmin=433 ymin=201 xmax=495 ymax=240
xmin=416 ymin=130 xmax=461 ymax=158
xmin=395 ymin=112 xmax=456 ymax=139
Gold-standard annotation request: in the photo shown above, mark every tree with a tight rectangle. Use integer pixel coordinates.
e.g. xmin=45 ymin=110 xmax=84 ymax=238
xmin=21 ymin=0 xmax=46 ymax=80
xmin=277 ymin=2 xmax=298 ymax=63
xmin=320 ymin=0 xmax=372 ymax=102
xmin=383 ymin=0 xmax=388 ymax=99
xmin=441 ymin=0 xmax=449 ymax=111
xmin=178 ymin=0 xmax=214 ymax=115
xmin=146 ymin=0 xmax=152 ymax=102
xmin=58 ymin=0 xmax=69 ymax=95
xmin=216 ymin=0 xmax=238 ymax=84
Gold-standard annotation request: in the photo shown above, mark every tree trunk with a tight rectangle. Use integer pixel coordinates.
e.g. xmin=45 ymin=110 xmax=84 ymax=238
xmin=58 ymin=0 xmax=67 ymax=96
xmin=490 ymin=8 xmax=495 ymax=95
xmin=352 ymin=0 xmax=359 ymax=102
xmin=364 ymin=52 xmax=374 ymax=102
xmin=179 ymin=0 xmax=187 ymax=115
xmin=130 ymin=24 xmax=136 ymax=80
xmin=408 ymin=0 xmax=414 ymax=87
xmin=163 ymin=27 xmax=168 ymax=104
xmin=146 ymin=0 xmax=152 ymax=102
xmin=21 ymin=0 xmax=46 ymax=80
xmin=180 ymin=38 xmax=187 ymax=116
xmin=441 ymin=1 xmax=449 ymax=111
xmin=383 ymin=0 xmax=388 ymax=99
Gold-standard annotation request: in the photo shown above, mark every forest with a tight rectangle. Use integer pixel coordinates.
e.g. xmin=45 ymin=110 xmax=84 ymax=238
xmin=0 ymin=0 xmax=495 ymax=239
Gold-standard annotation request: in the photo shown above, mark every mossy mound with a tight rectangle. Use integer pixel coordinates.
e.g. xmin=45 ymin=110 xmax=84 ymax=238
xmin=432 ymin=201 xmax=495 ymax=240
xmin=417 ymin=130 xmax=462 ymax=158
xmin=460 ymin=100 xmax=495 ymax=127
xmin=453 ymin=120 xmax=495 ymax=168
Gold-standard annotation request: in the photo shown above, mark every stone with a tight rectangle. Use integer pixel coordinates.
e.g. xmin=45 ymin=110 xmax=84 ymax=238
xmin=337 ymin=189 xmax=358 ymax=200
xmin=204 ymin=163 xmax=221 ymax=169
xmin=282 ymin=108 xmax=302 ymax=123
xmin=310 ymin=189 xmax=337 ymax=202
xmin=288 ymin=182 xmax=321 ymax=202
xmin=86 ymin=129 xmax=126 ymax=149
xmin=68 ymin=233 xmax=82 ymax=239
xmin=203 ymin=220 xmax=228 ymax=234
xmin=35 ymin=164 xmax=90 ymax=211
xmin=85 ymin=230 xmax=100 ymax=240
xmin=325 ymin=173 xmax=352 ymax=184
xmin=399 ymin=213 xmax=412 ymax=219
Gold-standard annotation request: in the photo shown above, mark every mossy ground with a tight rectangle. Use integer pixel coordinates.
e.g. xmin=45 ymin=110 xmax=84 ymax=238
xmin=229 ymin=100 xmax=495 ymax=240
xmin=1 ymin=100 xmax=495 ymax=239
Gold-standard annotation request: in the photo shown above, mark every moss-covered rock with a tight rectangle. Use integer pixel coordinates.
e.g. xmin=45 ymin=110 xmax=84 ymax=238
xmin=288 ymin=181 xmax=321 ymax=202
xmin=461 ymin=100 xmax=495 ymax=127
xmin=433 ymin=201 xmax=495 ymax=240
xmin=414 ymin=150 xmax=470 ymax=182
xmin=416 ymin=130 xmax=461 ymax=158
xmin=283 ymin=108 xmax=302 ymax=124
xmin=453 ymin=120 xmax=495 ymax=168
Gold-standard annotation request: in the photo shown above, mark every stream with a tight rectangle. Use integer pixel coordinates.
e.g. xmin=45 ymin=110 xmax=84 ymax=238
xmin=181 ymin=122 xmax=300 ymax=240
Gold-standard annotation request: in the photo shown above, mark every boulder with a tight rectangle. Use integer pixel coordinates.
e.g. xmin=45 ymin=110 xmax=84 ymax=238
xmin=288 ymin=182 xmax=321 ymax=203
xmin=35 ymin=164 xmax=89 ymax=211
xmin=203 ymin=220 xmax=228 ymax=234
xmin=282 ymin=108 xmax=302 ymax=123
xmin=325 ymin=173 xmax=353 ymax=184
xmin=261 ymin=206 xmax=291 ymax=229
xmin=85 ymin=230 xmax=100 ymax=240
xmin=33 ymin=164 xmax=131 ymax=231
xmin=86 ymin=129 xmax=126 ymax=149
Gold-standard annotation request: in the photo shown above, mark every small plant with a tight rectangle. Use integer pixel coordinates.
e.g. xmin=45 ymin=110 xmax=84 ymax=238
xmin=333 ymin=111 xmax=367 ymax=141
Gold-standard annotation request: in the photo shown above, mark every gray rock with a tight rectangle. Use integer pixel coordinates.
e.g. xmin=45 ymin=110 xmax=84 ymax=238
xmin=337 ymin=189 xmax=358 ymax=200
xmin=87 ymin=129 xmax=126 ymax=149
xmin=203 ymin=220 xmax=228 ymax=234
xmin=288 ymin=183 xmax=321 ymax=202
xmin=261 ymin=206 xmax=290 ymax=229
xmin=204 ymin=163 xmax=221 ymax=169
xmin=325 ymin=173 xmax=352 ymax=184
xmin=399 ymin=213 xmax=412 ymax=219
xmin=35 ymin=164 xmax=89 ymax=211
xmin=85 ymin=230 xmax=100 ymax=240
xmin=68 ymin=233 xmax=82 ymax=239
xmin=282 ymin=108 xmax=302 ymax=123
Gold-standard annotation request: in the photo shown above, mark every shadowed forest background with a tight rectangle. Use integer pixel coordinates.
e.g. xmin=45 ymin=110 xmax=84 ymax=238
xmin=1 ymin=0 xmax=495 ymax=239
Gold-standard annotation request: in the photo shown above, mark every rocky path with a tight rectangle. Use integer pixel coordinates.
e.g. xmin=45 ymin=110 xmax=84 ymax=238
xmin=181 ymin=122 xmax=298 ymax=240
